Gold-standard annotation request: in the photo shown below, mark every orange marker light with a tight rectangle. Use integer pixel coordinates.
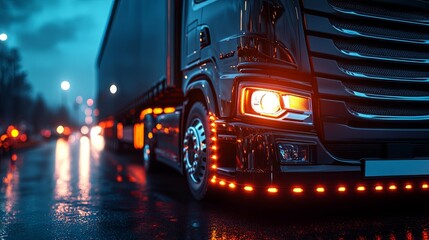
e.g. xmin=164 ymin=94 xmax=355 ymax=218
xmin=153 ymin=108 xmax=163 ymax=114
xmin=116 ymin=175 xmax=123 ymax=182
xmin=229 ymin=183 xmax=236 ymax=189
xmin=163 ymin=107 xmax=175 ymax=114
xmin=405 ymin=184 xmax=413 ymax=190
xmin=389 ymin=185 xmax=397 ymax=190
xmin=117 ymin=123 xmax=123 ymax=139
xmin=11 ymin=154 xmax=17 ymax=161
xmin=422 ymin=184 xmax=429 ymax=189
xmin=219 ymin=180 xmax=226 ymax=186
xmin=244 ymin=186 xmax=253 ymax=192
xmin=283 ymin=95 xmax=311 ymax=112
xmin=140 ymin=108 xmax=153 ymax=120
xmin=375 ymin=185 xmax=383 ymax=191
xmin=211 ymin=164 xmax=217 ymax=169
xmin=292 ymin=187 xmax=303 ymax=193
xmin=316 ymin=187 xmax=325 ymax=193
xmin=267 ymin=187 xmax=278 ymax=193
xmin=210 ymin=176 xmax=217 ymax=183
xmin=10 ymin=129 xmax=19 ymax=138
xmin=338 ymin=186 xmax=346 ymax=192
xmin=357 ymin=186 xmax=366 ymax=192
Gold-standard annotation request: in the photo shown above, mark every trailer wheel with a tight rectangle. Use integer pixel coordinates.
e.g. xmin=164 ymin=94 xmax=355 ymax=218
xmin=143 ymin=143 xmax=158 ymax=172
xmin=183 ymin=102 xmax=212 ymax=200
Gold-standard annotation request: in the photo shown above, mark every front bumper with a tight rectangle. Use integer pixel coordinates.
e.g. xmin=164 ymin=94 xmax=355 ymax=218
xmin=212 ymin=121 xmax=429 ymax=196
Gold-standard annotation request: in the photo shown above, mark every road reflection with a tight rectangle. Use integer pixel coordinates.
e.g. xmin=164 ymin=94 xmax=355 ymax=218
xmin=54 ymin=138 xmax=71 ymax=199
xmin=1 ymin=160 xmax=19 ymax=239
xmin=78 ymin=136 xmax=91 ymax=217
xmin=2 ymin=137 xmax=429 ymax=239
xmin=53 ymin=135 xmax=102 ymax=222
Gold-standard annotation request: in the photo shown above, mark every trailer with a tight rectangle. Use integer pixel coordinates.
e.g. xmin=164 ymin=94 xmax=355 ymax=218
xmin=97 ymin=0 xmax=429 ymax=200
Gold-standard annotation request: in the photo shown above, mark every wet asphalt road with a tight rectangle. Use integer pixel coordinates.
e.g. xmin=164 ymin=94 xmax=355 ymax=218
xmin=2 ymin=134 xmax=429 ymax=239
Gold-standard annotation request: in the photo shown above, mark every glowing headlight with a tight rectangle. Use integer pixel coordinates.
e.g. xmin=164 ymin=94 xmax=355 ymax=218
xmin=240 ymin=86 xmax=312 ymax=122
xmin=251 ymin=91 xmax=282 ymax=116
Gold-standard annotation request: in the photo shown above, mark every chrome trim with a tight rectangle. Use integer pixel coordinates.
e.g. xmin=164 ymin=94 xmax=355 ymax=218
xmin=349 ymin=112 xmax=429 ymax=121
xmin=339 ymin=49 xmax=429 ymax=64
xmin=332 ymin=25 xmax=429 ymax=45
xmin=332 ymin=6 xmax=429 ymax=27
xmin=339 ymin=67 xmax=429 ymax=83
xmin=346 ymin=88 xmax=429 ymax=102
xmin=284 ymin=112 xmax=311 ymax=121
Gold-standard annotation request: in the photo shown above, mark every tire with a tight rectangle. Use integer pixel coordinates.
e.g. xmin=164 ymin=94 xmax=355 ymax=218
xmin=143 ymin=114 xmax=158 ymax=173
xmin=143 ymin=143 xmax=158 ymax=173
xmin=183 ymin=102 xmax=213 ymax=200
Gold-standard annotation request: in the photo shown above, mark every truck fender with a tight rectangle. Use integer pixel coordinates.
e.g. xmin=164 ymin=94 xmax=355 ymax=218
xmin=184 ymin=79 xmax=218 ymax=116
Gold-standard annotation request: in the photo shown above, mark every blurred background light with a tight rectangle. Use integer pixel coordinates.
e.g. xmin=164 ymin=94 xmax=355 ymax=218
xmin=0 ymin=33 xmax=7 ymax=41
xmin=61 ymin=81 xmax=70 ymax=91
xmin=110 ymin=84 xmax=117 ymax=94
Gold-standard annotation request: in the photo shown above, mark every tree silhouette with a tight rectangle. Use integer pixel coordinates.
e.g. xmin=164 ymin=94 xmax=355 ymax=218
xmin=0 ymin=43 xmax=32 ymax=125
xmin=0 ymin=42 xmax=73 ymax=136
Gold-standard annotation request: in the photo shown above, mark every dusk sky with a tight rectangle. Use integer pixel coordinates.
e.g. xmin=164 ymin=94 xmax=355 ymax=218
xmin=0 ymin=0 xmax=113 ymax=109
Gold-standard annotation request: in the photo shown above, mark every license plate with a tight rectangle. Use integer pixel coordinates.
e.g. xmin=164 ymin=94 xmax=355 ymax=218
xmin=364 ymin=160 xmax=429 ymax=178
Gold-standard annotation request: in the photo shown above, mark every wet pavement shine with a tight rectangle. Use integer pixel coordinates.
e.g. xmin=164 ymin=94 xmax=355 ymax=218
xmin=2 ymin=134 xmax=429 ymax=239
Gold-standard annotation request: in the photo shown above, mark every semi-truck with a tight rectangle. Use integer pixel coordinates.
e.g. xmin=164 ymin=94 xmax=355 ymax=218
xmin=97 ymin=0 xmax=429 ymax=200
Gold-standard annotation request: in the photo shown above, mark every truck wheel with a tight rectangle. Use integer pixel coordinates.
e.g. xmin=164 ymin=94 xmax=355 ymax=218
xmin=143 ymin=143 xmax=158 ymax=173
xmin=183 ymin=102 xmax=212 ymax=200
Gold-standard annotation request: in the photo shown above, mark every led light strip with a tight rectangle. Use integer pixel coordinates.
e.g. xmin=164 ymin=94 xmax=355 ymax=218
xmin=208 ymin=181 xmax=429 ymax=195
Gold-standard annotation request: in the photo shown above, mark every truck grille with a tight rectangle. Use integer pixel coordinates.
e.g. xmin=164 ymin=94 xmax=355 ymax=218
xmin=302 ymin=0 xmax=429 ymax=160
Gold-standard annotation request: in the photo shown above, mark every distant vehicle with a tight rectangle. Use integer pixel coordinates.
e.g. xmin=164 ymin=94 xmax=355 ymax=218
xmin=0 ymin=125 xmax=24 ymax=155
xmin=40 ymin=129 xmax=52 ymax=139
xmin=97 ymin=0 xmax=429 ymax=200
xmin=55 ymin=125 xmax=72 ymax=139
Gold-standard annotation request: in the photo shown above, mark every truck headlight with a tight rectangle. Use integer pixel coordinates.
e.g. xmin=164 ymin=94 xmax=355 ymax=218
xmin=240 ymin=87 xmax=312 ymax=123
xmin=250 ymin=90 xmax=283 ymax=116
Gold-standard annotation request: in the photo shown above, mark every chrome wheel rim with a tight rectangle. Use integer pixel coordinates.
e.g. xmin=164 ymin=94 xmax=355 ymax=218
xmin=183 ymin=118 xmax=207 ymax=189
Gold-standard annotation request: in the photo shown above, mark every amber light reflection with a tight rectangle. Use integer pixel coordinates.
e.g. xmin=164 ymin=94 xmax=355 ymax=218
xmin=55 ymin=138 xmax=71 ymax=199
xmin=2 ymin=163 xmax=19 ymax=217
xmin=79 ymin=137 xmax=91 ymax=203
xmin=90 ymin=128 xmax=105 ymax=153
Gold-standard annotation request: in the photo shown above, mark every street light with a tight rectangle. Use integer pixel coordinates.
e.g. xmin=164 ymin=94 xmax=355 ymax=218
xmin=110 ymin=84 xmax=117 ymax=94
xmin=60 ymin=80 xmax=70 ymax=107
xmin=0 ymin=33 xmax=7 ymax=41
xmin=61 ymin=80 xmax=70 ymax=91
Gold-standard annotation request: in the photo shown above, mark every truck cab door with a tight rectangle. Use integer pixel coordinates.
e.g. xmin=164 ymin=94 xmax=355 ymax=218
xmin=182 ymin=0 xmax=202 ymax=67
